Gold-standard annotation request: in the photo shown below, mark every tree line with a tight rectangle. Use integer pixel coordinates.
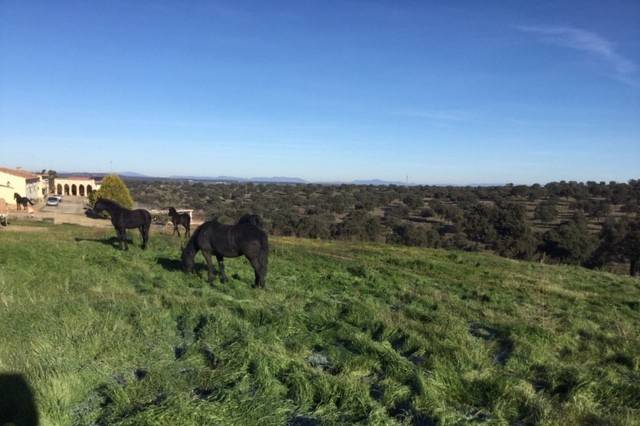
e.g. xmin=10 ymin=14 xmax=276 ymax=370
xmin=123 ymin=178 xmax=640 ymax=276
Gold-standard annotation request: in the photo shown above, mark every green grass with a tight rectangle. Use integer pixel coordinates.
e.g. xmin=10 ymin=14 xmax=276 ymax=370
xmin=1 ymin=223 xmax=639 ymax=425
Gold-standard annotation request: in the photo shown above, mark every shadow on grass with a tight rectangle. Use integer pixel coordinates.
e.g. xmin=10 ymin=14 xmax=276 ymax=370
xmin=74 ymin=236 xmax=132 ymax=248
xmin=0 ymin=373 xmax=38 ymax=426
xmin=469 ymin=322 xmax=514 ymax=365
xmin=155 ymin=256 xmax=209 ymax=273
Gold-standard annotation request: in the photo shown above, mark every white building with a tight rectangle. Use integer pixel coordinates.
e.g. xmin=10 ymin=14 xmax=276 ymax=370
xmin=0 ymin=167 xmax=44 ymax=206
xmin=54 ymin=176 xmax=102 ymax=197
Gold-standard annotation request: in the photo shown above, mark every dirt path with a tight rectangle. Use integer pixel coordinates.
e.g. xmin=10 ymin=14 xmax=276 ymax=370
xmin=0 ymin=225 xmax=46 ymax=233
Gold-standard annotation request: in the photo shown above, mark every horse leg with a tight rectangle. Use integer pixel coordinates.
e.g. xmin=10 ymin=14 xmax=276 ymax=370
xmin=258 ymin=250 xmax=268 ymax=288
xmin=116 ymin=228 xmax=124 ymax=250
xmin=186 ymin=224 xmax=190 ymax=239
xmin=122 ymin=229 xmax=129 ymax=250
xmin=139 ymin=225 xmax=148 ymax=249
xmin=202 ymin=250 xmax=215 ymax=284
xmin=216 ymin=255 xmax=228 ymax=283
xmin=174 ymin=223 xmax=180 ymax=237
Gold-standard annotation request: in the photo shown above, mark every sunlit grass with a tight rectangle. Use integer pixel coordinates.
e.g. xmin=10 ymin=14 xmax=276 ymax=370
xmin=1 ymin=223 xmax=639 ymax=425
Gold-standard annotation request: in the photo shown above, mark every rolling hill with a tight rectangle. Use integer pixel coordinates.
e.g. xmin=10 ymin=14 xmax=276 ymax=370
xmin=0 ymin=222 xmax=639 ymax=425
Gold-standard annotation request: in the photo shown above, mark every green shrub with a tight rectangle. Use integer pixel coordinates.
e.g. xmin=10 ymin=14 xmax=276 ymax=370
xmin=91 ymin=175 xmax=134 ymax=209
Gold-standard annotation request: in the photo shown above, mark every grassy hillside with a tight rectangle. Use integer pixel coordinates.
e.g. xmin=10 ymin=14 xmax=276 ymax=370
xmin=1 ymin=223 xmax=639 ymax=425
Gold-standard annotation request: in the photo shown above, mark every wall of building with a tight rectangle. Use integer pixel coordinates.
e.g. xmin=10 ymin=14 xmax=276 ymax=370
xmin=25 ymin=180 xmax=41 ymax=200
xmin=0 ymin=171 xmax=28 ymax=206
xmin=54 ymin=178 xmax=101 ymax=198
xmin=37 ymin=176 xmax=49 ymax=198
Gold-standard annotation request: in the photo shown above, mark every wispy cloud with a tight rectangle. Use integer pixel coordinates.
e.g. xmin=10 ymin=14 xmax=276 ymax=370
xmin=515 ymin=25 xmax=638 ymax=86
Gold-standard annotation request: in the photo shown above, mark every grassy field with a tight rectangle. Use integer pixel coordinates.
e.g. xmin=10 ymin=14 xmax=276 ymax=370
xmin=1 ymin=223 xmax=639 ymax=425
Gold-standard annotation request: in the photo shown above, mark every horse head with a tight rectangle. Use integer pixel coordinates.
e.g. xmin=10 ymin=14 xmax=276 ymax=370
xmin=92 ymin=198 xmax=103 ymax=211
xmin=92 ymin=198 xmax=110 ymax=215
xmin=168 ymin=207 xmax=177 ymax=216
xmin=13 ymin=193 xmax=20 ymax=200
xmin=181 ymin=243 xmax=196 ymax=273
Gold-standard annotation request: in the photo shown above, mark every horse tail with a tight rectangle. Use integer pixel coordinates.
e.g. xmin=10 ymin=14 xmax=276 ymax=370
xmin=257 ymin=230 xmax=269 ymax=287
xmin=238 ymin=214 xmax=264 ymax=229
xmin=143 ymin=209 xmax=152 ymax=224
xmin=27 ymin=199 xmax=34 ymax=205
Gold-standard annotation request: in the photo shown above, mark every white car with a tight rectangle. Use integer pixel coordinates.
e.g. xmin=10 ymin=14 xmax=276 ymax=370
xmin=46 ymin=196 xmax=60 ymax=206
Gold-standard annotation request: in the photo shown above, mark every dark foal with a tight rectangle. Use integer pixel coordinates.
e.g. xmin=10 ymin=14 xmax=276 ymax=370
xmin=93 ymin=198 xmax=151 ymax=250
xmin=13 ymin=193 xmax=34 ymax=210
xmin=168 ymin=207 xmax=191 ymax=238
xmin=182 ymin=216 xmax=268 ymax=288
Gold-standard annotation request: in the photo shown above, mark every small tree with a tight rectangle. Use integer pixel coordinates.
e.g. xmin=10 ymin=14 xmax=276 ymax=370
xmin=591 ymin=219 xmax=640 ymax=276
xmin=403 ymin=193 xmax=424 ymax=210
xmin=420 ymin=207 xmax=434 ymax=218
xmin=91 ymin=175 xmax=134 ymax=209
xmin=534 ymin=201 xmax=558 ymax=222
xmin=47 ymin=170 xmax=57 ymax=193
xmin=622 ymin=221 xmax=640 ymax=276
xmin=541 ymin=219 xmax=595 ymax=265
xmin=590 ymin=201 xmax=611 ymax=222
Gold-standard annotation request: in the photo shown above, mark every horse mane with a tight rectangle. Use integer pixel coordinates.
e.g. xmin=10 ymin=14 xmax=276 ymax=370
xmin=96 ymin=198 xmax=124 ymax=210
xmin=96 ymin=198 xmax=118 ymax=206
xmin=237 ymin=214 xmax=264 ymax=229
xmin=183 ymin=221 xmax=205 ymax=255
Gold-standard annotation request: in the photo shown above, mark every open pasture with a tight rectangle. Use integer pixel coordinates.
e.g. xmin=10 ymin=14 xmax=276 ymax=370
xmin=1 ymin=223 xmax=639 ymax=425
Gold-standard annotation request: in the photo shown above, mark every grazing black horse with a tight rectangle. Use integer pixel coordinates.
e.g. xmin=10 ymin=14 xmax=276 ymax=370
xmin=13 ymin=193 xmax=34 ymax=210
xmin=182 ymin=215 xmax=268 ymax=287
xmin=168 ymin=207 xmax=191 ymax=238
xmin=93 ymin=198 xmax=151 ymax=250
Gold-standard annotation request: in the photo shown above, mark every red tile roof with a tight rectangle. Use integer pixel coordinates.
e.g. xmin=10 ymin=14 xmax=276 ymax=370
xmin=0 ymin=167 xmax=38 ymax=179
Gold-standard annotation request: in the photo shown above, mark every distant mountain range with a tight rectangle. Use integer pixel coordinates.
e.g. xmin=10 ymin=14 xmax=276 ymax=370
xmin=251 ymin=177 xmax=307 ymax=183
xmin=119 ymin=171 xmax=148 ymax=177
xmin=56 ymin=171 xmax=414 ymax=185
xmin=168 ymin=175 xmax=310 ymax=184
xmin=351 ymin=179 xmax=408 ymax=185
xmin=167 ymin=175 xmax=307 ymax=184
xmin=168 ymin=175 xmax=408 ymax=185
xmin=165 ymin=175 xmax=238 ymax=181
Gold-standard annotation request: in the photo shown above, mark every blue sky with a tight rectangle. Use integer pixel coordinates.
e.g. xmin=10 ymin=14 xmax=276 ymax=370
xmin=1 ymin=0 xmax=638 ymax=184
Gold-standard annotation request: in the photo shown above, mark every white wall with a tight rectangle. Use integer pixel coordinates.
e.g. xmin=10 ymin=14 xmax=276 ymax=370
xmin=0 ymin=171 xmax=27 ymax=205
